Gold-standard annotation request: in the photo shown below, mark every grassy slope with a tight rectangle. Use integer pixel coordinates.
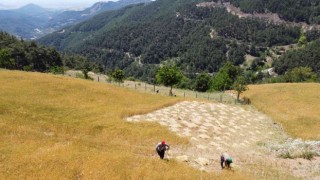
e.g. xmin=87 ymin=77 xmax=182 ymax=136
xmin=243 ymin=83 xmax=320 ymax=140
xmin=0 ymin=70 xmax=247 ymax=179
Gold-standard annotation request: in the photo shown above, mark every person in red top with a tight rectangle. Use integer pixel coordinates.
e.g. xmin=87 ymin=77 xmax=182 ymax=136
xmin=155 ymin=140 xmax=170 ymax=159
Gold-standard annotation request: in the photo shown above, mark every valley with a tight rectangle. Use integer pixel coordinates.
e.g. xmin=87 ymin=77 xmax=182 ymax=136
xmin=0 ymin=0 xmax=152 ymax=39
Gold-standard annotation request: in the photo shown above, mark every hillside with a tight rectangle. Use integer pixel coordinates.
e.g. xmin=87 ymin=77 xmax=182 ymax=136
xmin=38 ymin=0 xmax=320 ymax=83
xmin=1 ymin=70 xmax=319 ymax=179
xmin=0 ymin=0 xmax=152 ymax=39
xmin=0 ymin=70 xmax=247 ymax=179
xmin=46 ymin=0 xmax=152 ymax=34
xmin=0 ymin=4 xmax=56 ymax=39
xmin=229 ymin=0 xmax=320 ymax=24
xmin=243 ymin=83 xmax=320 ymax=140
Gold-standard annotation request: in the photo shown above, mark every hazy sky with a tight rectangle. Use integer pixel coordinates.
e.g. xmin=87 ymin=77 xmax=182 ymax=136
xmin=0 ymin=0 xmax=117 ymax=9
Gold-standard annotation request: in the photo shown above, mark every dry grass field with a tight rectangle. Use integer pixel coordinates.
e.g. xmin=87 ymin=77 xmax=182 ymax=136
xmin=243 ymin=83 xmax=320 ymax=140
xmin=0 ymin=70 xmax=249 ymax=179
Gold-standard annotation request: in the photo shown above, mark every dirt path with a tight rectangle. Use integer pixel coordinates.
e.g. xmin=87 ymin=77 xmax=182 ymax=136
xmin=126 ymin=101 xmax=320 ymax=179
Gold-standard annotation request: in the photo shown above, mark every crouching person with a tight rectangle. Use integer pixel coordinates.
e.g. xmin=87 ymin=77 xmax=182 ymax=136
xmin=221 ymin=152 xmax=233 ymax=169
xmin=156 ymin=140 xmax=170 ymax=159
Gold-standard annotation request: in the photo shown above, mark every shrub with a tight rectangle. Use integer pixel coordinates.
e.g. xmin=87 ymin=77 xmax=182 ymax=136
xmin=284 ymin=67 xmax=318 ymax=82
xmin=127 ymin=76 xmax=136 ymax=81
xmin=49 ymin=66 xmax=64 ymax=74
xmin=23 ymin=65 xmax=33 ymax=72
xmin=278 ymin=152 xmax=294 ymax=159
xmin=76 ymin=72 xmax=84 ymax=79
xmin=299 ymin=151 xmax=316 ymax=160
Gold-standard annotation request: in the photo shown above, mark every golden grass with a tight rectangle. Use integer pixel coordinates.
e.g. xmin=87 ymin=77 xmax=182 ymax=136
xmin=243 ymin=83 xmax=320 ymax=140
xmin=0 ymin=70 xmax=249 ymax=179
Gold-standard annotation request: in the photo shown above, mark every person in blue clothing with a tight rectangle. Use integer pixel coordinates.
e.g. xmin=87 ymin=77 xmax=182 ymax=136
xmin=155 ymin=140 xmax=170 ymax=159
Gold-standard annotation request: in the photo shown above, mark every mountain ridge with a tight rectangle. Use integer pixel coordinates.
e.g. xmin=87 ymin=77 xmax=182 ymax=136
xmin=0 ymin=0 xmax=152 ymax=39
xmin=13 ymin=3 xmax=50 ymax=16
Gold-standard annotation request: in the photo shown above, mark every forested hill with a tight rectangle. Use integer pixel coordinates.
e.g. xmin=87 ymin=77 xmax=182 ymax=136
xmin=38 ymin=0 xmax=320 ymax=82
xmin=0 ymin=32 xmax=63 ymax=73
xmin=229 ymin=0 xmax=320 ymax=24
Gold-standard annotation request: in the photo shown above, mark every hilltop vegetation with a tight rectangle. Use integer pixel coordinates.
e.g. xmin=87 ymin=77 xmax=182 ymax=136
xmin=38 ymin=0 xmax=320 ymax=84
xmin=0 ymin=32 xmax=63 ymax=72
xmin=0 ymin=32 xmax=102 ymax=74
xmin=274 ymin=39 xmax=320 ymax=76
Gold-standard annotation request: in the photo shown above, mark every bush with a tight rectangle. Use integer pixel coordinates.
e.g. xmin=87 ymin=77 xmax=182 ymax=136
xmin=284 ymin=67 xmax=318 ymax=82
xmin=23 ymin=65 xmax=33 ymax=72
xmin=127 ymin=76 xmax=136 ymax=81
xmin=194 ymin=73 xmax=212 ymax=92
xmin=298 ymin=151 xmax=316 ymax=160
xmin=176 ymin=77 xmax=193 ymax=90
xmin=49 ymin=66 xmax=64 ymax=74
xmin=76 ymin=72 xmax=85 ymax=79
xmin=278 ymin=152 xmax=294 ymax=159
xmin=76 ymin=72 xmax=93 ymax=80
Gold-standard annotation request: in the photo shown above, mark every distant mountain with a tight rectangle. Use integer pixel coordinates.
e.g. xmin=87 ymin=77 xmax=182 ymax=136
xmin=0 ymin=0 xmax=152 ymax=39
xmin=0 ymin=3 xmax=12 ymax=10
xmin=47 ymin=0 xmax=152 ymax=30
xmin=13 ymin=3 xmax=51 ymax=16
xmin=0 ymin=3 xmax=58 ymax=39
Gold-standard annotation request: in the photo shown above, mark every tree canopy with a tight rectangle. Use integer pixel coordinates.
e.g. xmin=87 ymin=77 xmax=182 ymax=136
xmin=273 ymin=39 xmax=320 ymax=76
xmin=211 ymin=62 xmax=241 ymax=91
xmin=110 ymin=69 xmax=125 ymax=84
xmin=156 ymin=65 xmax=184 ymax=96
xmin=194 ymin=73 xmax=212 ymax=92
xmin=0 ymin=32 xmax=63 ymax=73
xmin=233 ymin=75 xmax=248 ymax=101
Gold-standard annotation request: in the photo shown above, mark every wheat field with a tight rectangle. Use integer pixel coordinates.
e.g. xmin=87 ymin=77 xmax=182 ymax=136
xmin=243 ymin=83 xmax=320 ymax=140
xmin=0 ymin=70 xmax=249 ymax=179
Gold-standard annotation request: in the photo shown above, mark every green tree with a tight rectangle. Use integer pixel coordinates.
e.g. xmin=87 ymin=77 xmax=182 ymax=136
xmin=156 ymin=65 xmax=183 ymax=96
xmin=228 ymin=42 xmax=246 ymax=65
xmin=285 ymin=67 xmax=317 ymax=82
xmin=111 ymin=69 xmax=125 ymax=84
xmin=233 ymin=76 xmax=248 ymax=102
xmin=82 ymin=61 xmax=92 ymax=80
xmin=194 ymin=73 xmax=212 ymax=92
xmin=0 ymin=49 xmax=15 ymax=69
xmin=212 ymin=62 xmax=241 ymax=91
xmin=298 ymin=29 xmax=307 ymax=47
